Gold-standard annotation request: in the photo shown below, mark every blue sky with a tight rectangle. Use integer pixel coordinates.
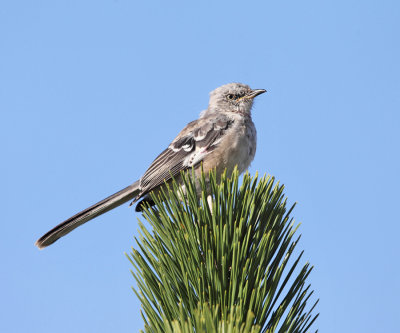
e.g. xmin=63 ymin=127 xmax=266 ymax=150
xmin=1 ymin=1 xmax=399 ymax=332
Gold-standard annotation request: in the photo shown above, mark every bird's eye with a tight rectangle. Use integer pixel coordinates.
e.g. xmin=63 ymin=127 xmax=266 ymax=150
xmin=227 ymin=94 xmax=235 ymax=100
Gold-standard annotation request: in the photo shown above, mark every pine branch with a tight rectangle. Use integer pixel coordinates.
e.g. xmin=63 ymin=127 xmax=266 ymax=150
xmin=127 ymin=168 xmax=318 ymax=332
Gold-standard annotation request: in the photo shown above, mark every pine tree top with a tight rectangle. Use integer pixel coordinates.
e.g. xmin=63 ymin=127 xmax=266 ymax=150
xmin=128 ymin=168 xmax=318 ymax=333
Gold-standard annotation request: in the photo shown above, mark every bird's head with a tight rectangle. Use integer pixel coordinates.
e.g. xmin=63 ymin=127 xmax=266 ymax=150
xmin=207 ymin=83 xmax=266 ymax=117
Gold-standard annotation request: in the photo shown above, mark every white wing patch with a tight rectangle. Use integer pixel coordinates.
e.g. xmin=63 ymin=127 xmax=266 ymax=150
xmin=183 ymin=147 xmax=209 ymax=167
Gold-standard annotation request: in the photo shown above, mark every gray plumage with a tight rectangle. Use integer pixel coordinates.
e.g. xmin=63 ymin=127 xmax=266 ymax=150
xmin=35 ymin=83 xmax=266 ymax=249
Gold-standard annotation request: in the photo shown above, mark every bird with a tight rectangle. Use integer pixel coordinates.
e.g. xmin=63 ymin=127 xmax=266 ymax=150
xmin=35 ymin=83 xmax=266 ymax=249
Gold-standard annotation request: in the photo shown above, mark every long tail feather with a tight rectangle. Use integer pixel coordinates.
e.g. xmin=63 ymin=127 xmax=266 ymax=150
xmin=35 ymin=181 xmax=140 ymax=249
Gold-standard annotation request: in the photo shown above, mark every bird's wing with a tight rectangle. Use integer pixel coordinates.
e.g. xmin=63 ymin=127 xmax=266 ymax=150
xmin=136 ymin=114 xmax=233 ymax=199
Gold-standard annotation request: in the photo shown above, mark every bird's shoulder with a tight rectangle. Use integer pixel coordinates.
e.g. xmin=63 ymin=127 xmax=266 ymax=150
xmin=171 ymin=113 xmax=234 ymax=148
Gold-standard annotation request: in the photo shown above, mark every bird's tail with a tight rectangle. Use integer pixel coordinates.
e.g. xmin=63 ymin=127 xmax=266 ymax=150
xmin=35 ymin=181 xmax=140 ymax=249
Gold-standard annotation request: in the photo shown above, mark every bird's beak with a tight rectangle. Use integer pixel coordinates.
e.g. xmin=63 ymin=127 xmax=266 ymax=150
xmin=247 ymin=89 xmax=267 ymax=99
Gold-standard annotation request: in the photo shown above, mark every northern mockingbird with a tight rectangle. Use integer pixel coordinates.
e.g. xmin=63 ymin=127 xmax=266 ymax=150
xmin=35 ymin=83 xmax=266 ymax=249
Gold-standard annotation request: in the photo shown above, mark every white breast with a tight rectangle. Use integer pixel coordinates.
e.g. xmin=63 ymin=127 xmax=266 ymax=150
xmin=217 ymin=116 xmax=257 ymax=175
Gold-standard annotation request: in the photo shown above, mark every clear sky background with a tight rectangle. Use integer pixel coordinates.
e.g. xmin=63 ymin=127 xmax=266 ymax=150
xmin=1 ymin=1 xmax=399 ymax=332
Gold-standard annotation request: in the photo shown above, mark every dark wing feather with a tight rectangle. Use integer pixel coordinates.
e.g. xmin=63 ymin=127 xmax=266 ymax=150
xmin=134 ymin=115 xmax=233 ymax=201
xmin=139 ymin=147 xmax=188 ymax=192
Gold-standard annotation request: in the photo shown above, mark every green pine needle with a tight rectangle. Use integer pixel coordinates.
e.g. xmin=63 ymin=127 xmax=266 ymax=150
xmin=128 ymin=167 xmax=318 ymax=332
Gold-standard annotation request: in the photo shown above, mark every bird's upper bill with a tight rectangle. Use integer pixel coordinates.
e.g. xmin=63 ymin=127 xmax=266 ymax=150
xmin=247 ymin=89 xmax=267 ymax=99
